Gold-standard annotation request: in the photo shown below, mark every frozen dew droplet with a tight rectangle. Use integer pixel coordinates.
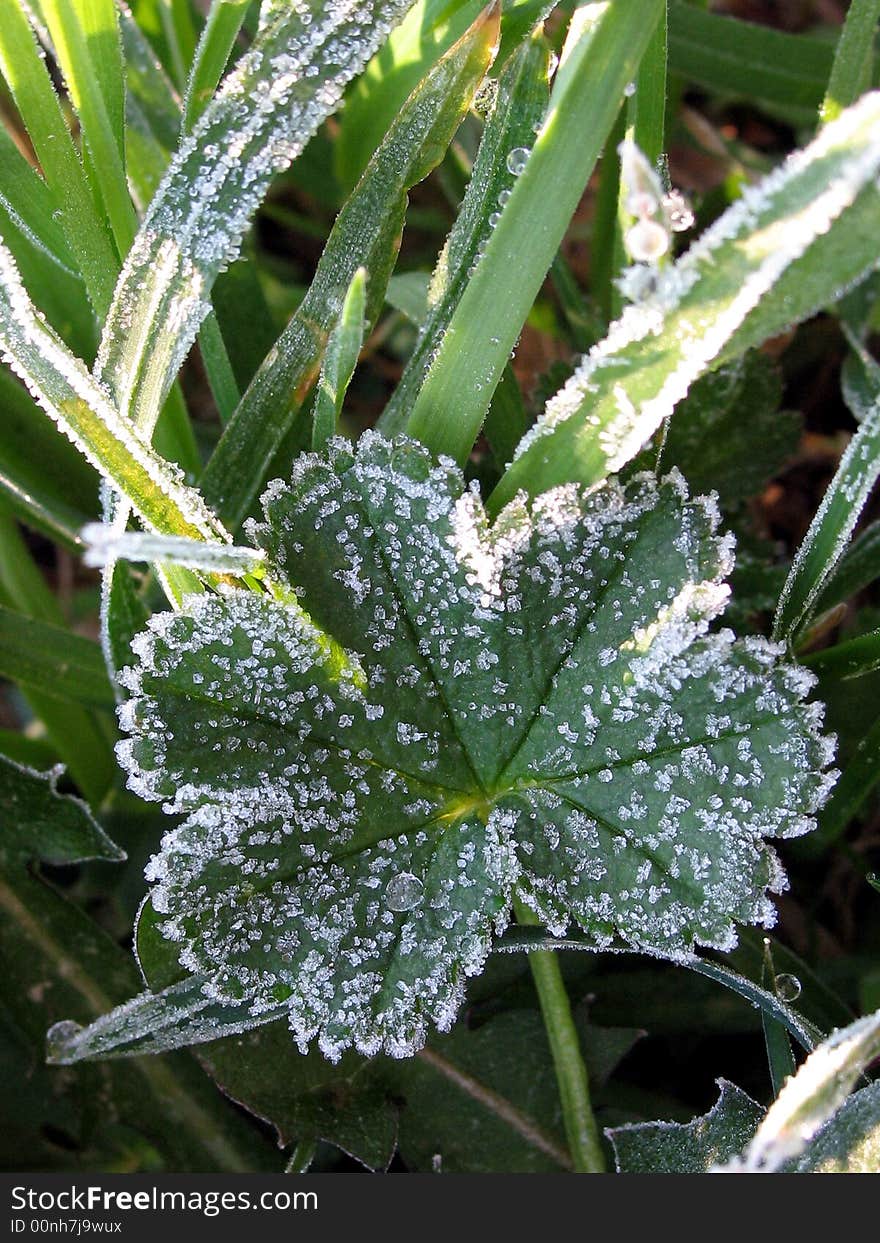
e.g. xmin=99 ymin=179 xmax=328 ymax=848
xmin=774 ymin=973 xmax=802 ymax=1002
xmin=624 ymin=218 xmax=670 ymax=263
xmin=663 ymin=188 xmax=695 ymax=233
xmin=385 ymin=871 xmax=424 ymax=912
xmin=46 ymin=1020 xmax=84 ymax=1059
xmin=506 ymin=147 xmax=531 ymax=176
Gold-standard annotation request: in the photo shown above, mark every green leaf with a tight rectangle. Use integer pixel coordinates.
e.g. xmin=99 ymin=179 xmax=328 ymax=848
xmin=0 ymin=755 xmax=123 ymax=867
xmin=0 ymin=604 xmax=116 ymax=710
xmin=821 ymin=0 xmax=880 ymax=124
xmin=405 ymin=0 xmax=666 ymax=463
xmin=200 ymin=3 xmax=500 ymax=529
xmin=196 ymin=1021 xmax=398 ymax=1171
xmin=49 ymin=434 xmax=833 ymax=1065
xmin=378 ymin=26 xmax=550 ymax=437
xmin=790 ymin=1081 xmax=880 ymax=1173
xmin=607 ymin=1080 xmax=762 ymax=1174
xmin=96 ymin=0 xmax=416 ymax=440
xmin=311 ymin=268 xmax=367 ymax=452
xmin=655 ymin=354 xmax=799 ymax=508
xmin=491 ymin=92 xmax=880 ymax=516
xmin=721 ymin=1007 xmax=880 ymax=1172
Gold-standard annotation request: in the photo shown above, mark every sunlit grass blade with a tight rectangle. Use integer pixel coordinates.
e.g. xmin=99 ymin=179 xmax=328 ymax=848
xmin=118 ymin=3 xmax=181 ymax=208
xmin=201 ymin=4 xmax=499 ymax=529
xmin=821 ymin=0 xmax=880 ymax=124
xmin=0 ymin=240 xmax=227 ymax=541
xmin=312 ymin=267 xmax=366 ymax=451
xmin=0 ymin=0 xmax=118 ymax=317
xmin=95 ymin=0 xmax=416 ymax=441
xmin=491 ymin=92 xmax=880 ymax=515
xmin=379 ymin=28 xmax=549 ymax=436
xmin=38 ymin=0 xmax=135 ymax=255
xmin=335 ymin=0 xmax=551 ymax=192
xmin=405 ymin=0 xmax=665 ymax=464
xmin=0 ymin=604 xmax=115 ymax=709
xmin=182 ymin=0 xmax=251 ymax=133
xmin=775 ymin=396 xmax=880 ymax=641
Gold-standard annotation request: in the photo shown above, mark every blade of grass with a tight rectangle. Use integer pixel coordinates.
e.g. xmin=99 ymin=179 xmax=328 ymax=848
xmin=821 ymin=0 xmax=880 ymax=124
xmin=0 ymin=0 xmax=118 ymax=317
xmin=775 ymin=396 xmax=880 ymax=641
xmin=813 ymin=711 xmax=880 ymax=847
xmin=379 ymin=26 xmax=550 ymax=436
xmin=95 ymin=0 xmax=417 ymax=442
xmin=667 ymin=1 xmax=834 ymax=119
xmin=0 ymin=240 xmax=227 ymax=541
xmin=38 ymin=0 xmax=136 ymax=256
xmin=182 ymin=0 xmax=252 ymax=133
xmin=200 ymin=4 xmax=499 ymax=529
xmin=311 ymin=267 xmax=366 ymax=452
xmin=813 ymin=519 xmax=880 ymax=614
xmin=803 ymin=628 xmax=880 ymax=681
xmin=405 ymin=0 xmax=665 ymax=464
xmin=491 ymin=92 xmax=880 ymax=515
xmin=0 ymin=604 xmax=115 ymax=709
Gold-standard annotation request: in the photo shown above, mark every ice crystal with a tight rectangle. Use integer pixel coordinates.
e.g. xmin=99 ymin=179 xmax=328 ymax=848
xmin=105 ymin=434 xmax=834 ymax=1061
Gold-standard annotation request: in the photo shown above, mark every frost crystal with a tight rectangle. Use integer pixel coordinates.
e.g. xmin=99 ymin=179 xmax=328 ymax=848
xmin=115 ymin=435 xmax=833 ymax=1060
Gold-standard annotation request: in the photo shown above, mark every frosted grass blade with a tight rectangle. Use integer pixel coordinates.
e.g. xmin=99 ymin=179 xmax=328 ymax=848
xmin=379 ymin=29 xmax=549 ymax=435
xmin=119 ymin=4 xmax=181 ymax=208
xmin=201 ymin=4 xmax=499 ymax=528
xmin=405 ymin=0 xmax=665 ymax=464
xmin=0 ymin=0 xmax=118 ymax=317
xmin=775 ymin=396 xmax=880 ymax=640
xmin=492 ymin=93 xmax=880 ymax=515
xmin=813 ymin=519 xmax=880 ymax=614
xmin=821 ymin=0 xmax=880 ymax=124
xmin=96 ymin=0 xmax=416 ymax=439
xmin=0 ymin=240 xmax=227 ymax=542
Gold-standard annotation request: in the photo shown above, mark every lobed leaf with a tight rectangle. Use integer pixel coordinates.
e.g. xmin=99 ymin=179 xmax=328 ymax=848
xmin=49 ymin=434 xmax=833 ymax=1064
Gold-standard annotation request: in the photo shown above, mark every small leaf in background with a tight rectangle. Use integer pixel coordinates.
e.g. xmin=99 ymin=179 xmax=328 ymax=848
xmin=50 ymin=434 xmax=834 ymax=1065
xmin=656 ymin=354 xmax=800 ymax=509
xmin=607 ymin=1080 xmax=763 ymax=1174
xmin=311 ymin=268 xmax=367 ymax=452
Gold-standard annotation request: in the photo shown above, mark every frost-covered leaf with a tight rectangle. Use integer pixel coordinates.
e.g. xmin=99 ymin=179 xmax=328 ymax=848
xmin=51 ymin=434 xmax=833 ymax=1064
xmin=607 ymin=1080 xmax=762 ymax=1173
xmin=719 ymin=1008 xmax=880 ymax=1172
xmin=789 ymin=1081 xmax=880 ymax=1173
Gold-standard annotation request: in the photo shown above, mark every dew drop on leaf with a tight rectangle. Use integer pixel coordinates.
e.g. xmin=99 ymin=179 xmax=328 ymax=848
xmin=506 ymin=147 xmax=531 ymax=176
xmin=385 ymin=872 xmax=424 ymax=912
xmin=774 ymin=973 xmax=802 ymax=1002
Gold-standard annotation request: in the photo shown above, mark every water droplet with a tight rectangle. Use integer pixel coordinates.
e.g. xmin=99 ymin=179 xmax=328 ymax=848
xmin=624 ymin=80 xmax=636 ymax=98
xmin=506 ymin=147 xmax=531 ymax=176
xmin=488 ymin=212 xmax=502 ymax=228
xmin=46 ymin=1020 xmax=84 ymax=1061
xmin=624 ymin=218 xmax=669 ymax=263
xmin=774 ymin=973 xmax=801 ymax=1002
xmin=385 ymin=872 xmax=423 ymax=912
xmin=497 ymin=188 xmax=512 ymax=206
